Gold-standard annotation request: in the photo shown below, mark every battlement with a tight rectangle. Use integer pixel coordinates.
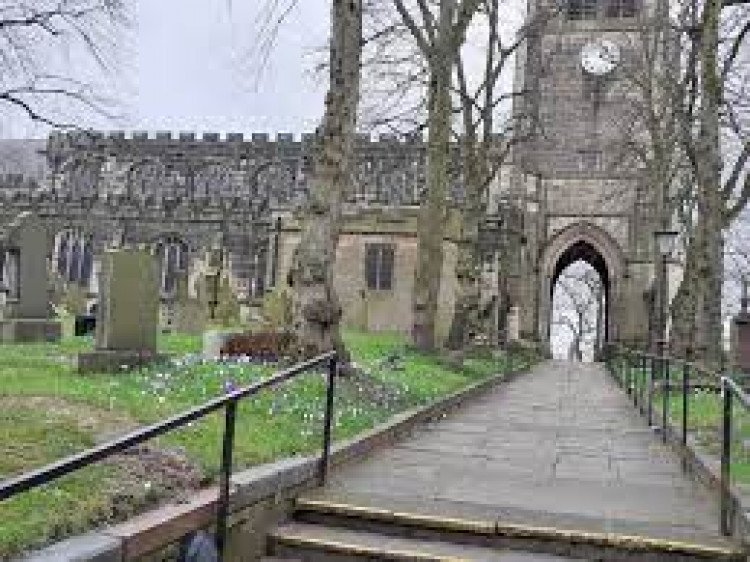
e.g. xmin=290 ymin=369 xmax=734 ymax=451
xmin=0 ymin=173 xmax=40 ymax=191
xmin=47 ymin=130 xmax=433 ymax=146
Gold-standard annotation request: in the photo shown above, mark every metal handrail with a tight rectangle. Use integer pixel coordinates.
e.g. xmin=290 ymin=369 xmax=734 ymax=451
xmin=605 ymin=345 xmax=747 ymax=537
xmin=0 ymin=350 xmax=338 ymax=560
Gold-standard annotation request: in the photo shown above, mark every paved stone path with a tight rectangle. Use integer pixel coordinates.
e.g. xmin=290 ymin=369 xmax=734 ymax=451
xmin=316 ymin=360 xmax=726 ymax=545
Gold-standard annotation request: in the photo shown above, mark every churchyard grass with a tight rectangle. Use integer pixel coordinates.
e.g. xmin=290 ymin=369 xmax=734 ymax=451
xmin=0 ymin=330 xmax=521 ymax=557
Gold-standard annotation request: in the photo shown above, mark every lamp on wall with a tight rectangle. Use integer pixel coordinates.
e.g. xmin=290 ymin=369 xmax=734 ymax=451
xmin=654 ymin=229 xmax=679 ymax=259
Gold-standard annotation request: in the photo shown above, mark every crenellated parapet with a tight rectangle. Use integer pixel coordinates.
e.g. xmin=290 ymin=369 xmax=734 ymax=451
xmin=44 ymin=130 xmax=477 ymax=208
xmin=0 ymin=173 xmax=40 ymax=192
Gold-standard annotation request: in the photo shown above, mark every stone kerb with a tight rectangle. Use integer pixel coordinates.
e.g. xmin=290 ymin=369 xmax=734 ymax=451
xmin=0 ymin=211 xmax=61 ymax=343
xmin=22 ymin=361 xmax=532 ymax=561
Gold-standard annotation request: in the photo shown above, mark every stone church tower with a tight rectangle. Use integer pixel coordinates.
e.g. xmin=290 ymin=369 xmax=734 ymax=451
xmin=509 ymin=0 xmax=659 ymax=352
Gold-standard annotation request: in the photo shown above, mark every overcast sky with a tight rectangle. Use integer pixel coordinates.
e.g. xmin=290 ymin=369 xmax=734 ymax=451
xmin=130 ymin=1 xmax=329 ymax=135
xmin=1 ymin=1 xmax=330 ymax=139
xmin=0 ymin=0 xmax=527 ymax=140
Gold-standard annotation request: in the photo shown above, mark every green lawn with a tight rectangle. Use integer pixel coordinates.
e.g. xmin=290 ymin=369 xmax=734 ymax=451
xmin=0 ymin=330 xmax=533 ymax=557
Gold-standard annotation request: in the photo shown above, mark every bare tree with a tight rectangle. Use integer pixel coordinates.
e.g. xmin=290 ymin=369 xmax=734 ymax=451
xmin=665 ymin=0 xmax=750 ymax=364
xmin=0 ymin=1 xmax=130 ymax=130
xmin=608 ymin=0 xmax=750 ymax=365
xmin=392 ymin=0 xmax=481 ymax=351
xmin=283 ymin=0 xmax=363 ymax=359
xmin=445 ymin=0 xmax=547 ymax=351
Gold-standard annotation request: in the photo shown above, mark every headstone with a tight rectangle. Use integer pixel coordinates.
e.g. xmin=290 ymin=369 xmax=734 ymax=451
xmin=0 ymin=212 xmax=61 ymax=342
xmin=171 ymin=275 xmax=208 ymax=334
xmin=195 ymin=239 xmax=240 ymax=328
xmin=76 ymin=247 xmax=165 ymax=373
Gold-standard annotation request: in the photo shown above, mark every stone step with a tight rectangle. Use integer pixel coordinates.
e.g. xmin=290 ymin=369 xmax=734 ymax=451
xmin=290 ymin=495 xmax=746 ymax=561
xmin=269 ymin=521 xmax=585 ymax=561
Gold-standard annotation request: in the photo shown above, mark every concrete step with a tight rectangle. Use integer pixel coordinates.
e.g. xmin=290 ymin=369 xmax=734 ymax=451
xmin=290 ymin=495 xmax=746 ymax=561
xmin=268 ymin=521 xmax=586 ymax=561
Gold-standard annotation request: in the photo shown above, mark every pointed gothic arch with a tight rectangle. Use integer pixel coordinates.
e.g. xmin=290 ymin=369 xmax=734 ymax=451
xmin=538 ymin=222 xmax=626 ymax=353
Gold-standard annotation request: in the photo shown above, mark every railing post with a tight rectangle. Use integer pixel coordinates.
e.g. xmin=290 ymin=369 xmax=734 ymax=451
xmin=682 ymin=348 xmax=691 ymax=454
xmin=633 ymin=351 xmax=639 ymax=408
xmin=648 ymin=354 xmax=655 ymax=427
xmin=625 ymin=350 xmax=631 ymax=393
xmin=320 ymin=354 xmax=337 ymax=485
xmin=639 ymin=353 xmax=648 ymax=415
xmin=720 ymin=377 xmax=733 ymax=536
xmin=216 ymin=400 xmax=238 ymax=560
xmin=662 ymin=351 xmax=670 ymax=443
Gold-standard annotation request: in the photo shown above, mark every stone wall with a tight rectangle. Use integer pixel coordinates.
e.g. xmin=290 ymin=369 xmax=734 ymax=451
xmin=274 ymin=208 xmax=461 ymax=341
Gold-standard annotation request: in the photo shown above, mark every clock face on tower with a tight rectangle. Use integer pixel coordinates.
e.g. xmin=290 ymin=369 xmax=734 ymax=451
xmin=580 ymin=39 xmax=621 ymax=76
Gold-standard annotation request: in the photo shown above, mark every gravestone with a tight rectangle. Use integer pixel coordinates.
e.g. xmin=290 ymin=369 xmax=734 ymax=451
xmin=76 ymin=246 xmax=164 ymax=373
xmin=195 ymin=239 xmax=240 ymax=327
xmin=0 ymin=212 xmax=61 ymax=342
xmin=171 ymin=275 xmax=208 ymax=334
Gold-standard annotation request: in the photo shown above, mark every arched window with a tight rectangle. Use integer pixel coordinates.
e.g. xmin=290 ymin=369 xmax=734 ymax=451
xmin=68 ymin=238 xmax=82 ymax=283
xmin=157 ymin=237 xmax=188 ymax=297
xmin=605 ymin=0 xmax=637 ymax=18
xmin=568 ymin=0 xmax=598 ymax=20
xmin=80 ymin=239 xmax=93 ymax=287
xmin=56 ymin=232 xmax=70 ymax=277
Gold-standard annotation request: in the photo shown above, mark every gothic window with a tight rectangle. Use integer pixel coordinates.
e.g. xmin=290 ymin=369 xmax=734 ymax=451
xmin=3 ymin=249 xmax=19 ymax=299
xmin=567 ymin=0 xmax=598 ymax=19
xmin=606 ymin=0 xmax=637 ymax=17
xmin=157 ymin=238 xmax=188 ymax=297
xmin=68 ymin=239 xmax=82 ymax=283
xmin=57 ymin=232 xmax=70 ymax=277
xmin=194 ymin=163 xmax=233 ymax=198
xmin=365 ymin=243 xmax=395 ymax=291
xmin=249 ymin=247 xmax=267 ymax=298
xmin=80 ymin=239 xmax=93 ymax=287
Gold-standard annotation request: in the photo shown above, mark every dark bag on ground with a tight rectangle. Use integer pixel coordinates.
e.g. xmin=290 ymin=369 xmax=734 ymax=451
xmin=178 ymin=531 xmax=218 ymax=562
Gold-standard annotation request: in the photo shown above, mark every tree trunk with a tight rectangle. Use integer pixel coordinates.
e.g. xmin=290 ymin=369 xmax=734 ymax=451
xmin=446 ymin=138 xmax=485 ymax=351
xmin=412 ymin=7 xmax=453 ymax=351
xmin=669 ymin=0 xmax=724 ymax=367
xmin=289 ymin=0 xmax=361 ymax=359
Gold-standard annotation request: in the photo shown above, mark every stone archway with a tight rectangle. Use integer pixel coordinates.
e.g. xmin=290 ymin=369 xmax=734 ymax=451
xmin=537 ymin=222 xmax=626 ymax=354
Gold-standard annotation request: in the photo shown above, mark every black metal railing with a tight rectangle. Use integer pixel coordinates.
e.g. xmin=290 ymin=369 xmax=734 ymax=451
xmin=0 ymin=350 xmax=337 ymax=560
xmin=605 ymin=345 xmax=750 ymax=537
xmin=719 ymin=375 xmax=750 ymax=536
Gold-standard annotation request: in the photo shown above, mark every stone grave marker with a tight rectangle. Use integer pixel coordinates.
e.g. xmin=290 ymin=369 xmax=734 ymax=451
xmin=195 ymin=240 xmax=240 ymax=328
xmin=77 ymin=246 xmax=164 ymax=373
xmin=0 ymin=211 xmax=61 ymax=342
xmin=171 ymin=274 xmax=208 ymax=334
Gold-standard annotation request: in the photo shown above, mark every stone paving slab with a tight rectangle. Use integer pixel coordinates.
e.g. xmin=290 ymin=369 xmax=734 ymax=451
xmin=320 ymin=360 xmax=730 ymax=545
